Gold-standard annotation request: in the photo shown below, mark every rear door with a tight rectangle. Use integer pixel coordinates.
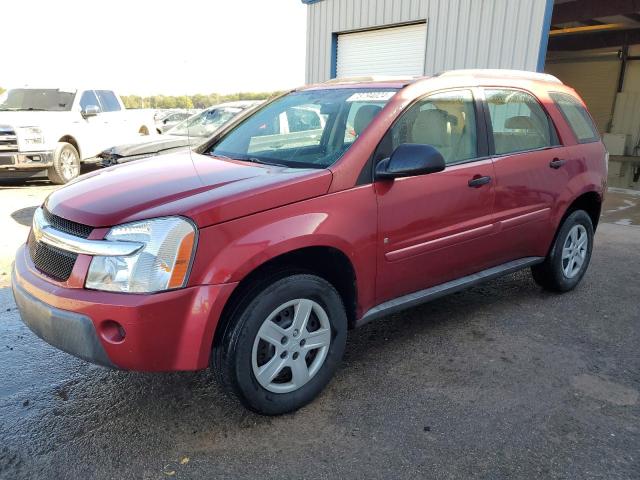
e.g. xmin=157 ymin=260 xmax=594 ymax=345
xmin=483 ymin=88 xmax=568 ymax=262
xmin=375 ymin=88 xmax=498 ymax=303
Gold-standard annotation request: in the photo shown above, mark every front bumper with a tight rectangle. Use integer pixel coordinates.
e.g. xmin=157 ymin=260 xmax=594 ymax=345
xmin=0 ymin=151 xmax=54 ymax=170
xmin=12 ymin=244 xmax=237 ymax=371
xmin=12 ymin=277 xmax=115 ymax=367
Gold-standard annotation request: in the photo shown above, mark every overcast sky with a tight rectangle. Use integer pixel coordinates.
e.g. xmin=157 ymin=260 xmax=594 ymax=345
xmin=3 ymin=0 xmax=307 ymax=95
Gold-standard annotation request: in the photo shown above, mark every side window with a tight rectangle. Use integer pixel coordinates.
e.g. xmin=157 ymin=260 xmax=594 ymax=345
xmin=550 ymin=92 xmax=599 ymax=143
xmin=389 ymin=89 xmax=478 ymax=165
xmin=287 ymin=107 xmax=322 ymax=133
xmin=344 ymin=101 xmax=386 ymax=143
xmin=79 ymin=90 xmax=100 ymax=111
xmin=95 ymin=90 xmax=121 ymax=112
xmin=248 ymin=103 xmax=326 ymax=153
xmin=485 ymin=89 xmax=554 ymax=155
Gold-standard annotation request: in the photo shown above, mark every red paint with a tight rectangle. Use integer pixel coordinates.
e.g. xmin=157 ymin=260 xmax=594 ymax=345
xmin=18 ymin=74 xmax=607 ymax=371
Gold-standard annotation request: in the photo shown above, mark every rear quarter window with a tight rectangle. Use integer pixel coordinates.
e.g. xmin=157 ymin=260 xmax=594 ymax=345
xmin=550 ymin=92 xmax=599 ymax=144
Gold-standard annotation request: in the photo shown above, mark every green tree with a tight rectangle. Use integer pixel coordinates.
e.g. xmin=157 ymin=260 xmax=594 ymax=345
xmin=0 ymin=86 xmax=5 ymax=95
xmin=119 ymin=90 xmax=283 ymax=109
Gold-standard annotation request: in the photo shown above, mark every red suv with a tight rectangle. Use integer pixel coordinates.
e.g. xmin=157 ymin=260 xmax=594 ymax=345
xmin=13 ymin=70 xmax=607 ymax=414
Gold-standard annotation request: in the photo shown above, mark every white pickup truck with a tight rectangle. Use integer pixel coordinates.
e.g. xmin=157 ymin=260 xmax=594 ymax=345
xmin=0 ymin=87 xmax=155 ymax=183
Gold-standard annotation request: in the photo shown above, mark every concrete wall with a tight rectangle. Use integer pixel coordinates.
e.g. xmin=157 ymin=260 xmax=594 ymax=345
xmin=305 ymin=0 xmax=550 ymax=83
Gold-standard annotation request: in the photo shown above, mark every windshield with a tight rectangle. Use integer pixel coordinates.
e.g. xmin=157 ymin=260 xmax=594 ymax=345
xmin=206 ymin=88 xmax=397 ymax=168
xmin=169 ymin=106 xmax=243 ymax=137
xmin=0 ymin=88 xmax=76 ymax=111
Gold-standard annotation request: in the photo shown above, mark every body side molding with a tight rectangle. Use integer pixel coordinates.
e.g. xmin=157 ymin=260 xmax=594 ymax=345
xmin=357 ymin=257 xmax=545 ymax=327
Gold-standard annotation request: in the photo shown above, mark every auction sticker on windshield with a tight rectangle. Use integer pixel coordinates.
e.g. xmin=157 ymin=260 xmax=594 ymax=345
xmin=346 ymin=91 xmax=396 ymax=102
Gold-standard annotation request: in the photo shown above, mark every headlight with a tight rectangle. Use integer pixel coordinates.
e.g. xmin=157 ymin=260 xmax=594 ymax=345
xmin=17 ymin=126 xmax=44 ymax=145
xmin=86 ymin=216 xmax=197 ymax=293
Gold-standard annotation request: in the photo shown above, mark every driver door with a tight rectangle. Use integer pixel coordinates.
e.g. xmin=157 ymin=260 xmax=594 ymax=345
xmin=375 ymin=89 xmax=498 ymax=303
xmin=75 ymin=90 xmax=106 ymax=159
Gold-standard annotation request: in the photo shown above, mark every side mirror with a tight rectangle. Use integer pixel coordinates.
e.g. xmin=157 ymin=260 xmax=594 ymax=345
xmin=81 ymin=105 xmax=100 ymax=118
xmin=375 ymin=143 xmax=445 ymax=179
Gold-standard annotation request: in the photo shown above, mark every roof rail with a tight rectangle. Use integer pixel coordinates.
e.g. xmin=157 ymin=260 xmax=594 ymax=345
xmin=323 ymin=75 xmax=416 ymax=84
xmin=436 ymin=69 xmax=563 ymax=84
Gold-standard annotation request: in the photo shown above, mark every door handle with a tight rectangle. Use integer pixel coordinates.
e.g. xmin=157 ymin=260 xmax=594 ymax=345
xmin=549 ymin=158 xmax=566 ymax=169
xmin=468 ymin=176 xmax=492 ymax=188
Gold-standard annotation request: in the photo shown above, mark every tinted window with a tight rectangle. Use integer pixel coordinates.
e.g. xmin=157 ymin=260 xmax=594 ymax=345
xmin=79 ymin=90 xmax=101 ymax=111
xmin=486 ymin=89 xmax=554 ymax=155
xmin=550 ymin=92 xmax=599 ymax=143
xmin=389 ymin=89 xmax=478 ymax=165
xmin=0 ymin=88 xmax=75 ymax=112
xmin=96 ymin=90 xmax=121 ymax=112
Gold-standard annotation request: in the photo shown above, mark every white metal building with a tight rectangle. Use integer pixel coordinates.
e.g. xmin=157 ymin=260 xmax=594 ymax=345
xmin=303 ymin=0 xmax=640 ymax=190
xmin=303 ymin=0 xmax=553 ymax=84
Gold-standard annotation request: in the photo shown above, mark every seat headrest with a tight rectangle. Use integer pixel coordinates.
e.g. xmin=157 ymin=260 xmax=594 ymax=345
xmin=353 ymin=105 xmax=382 ymax=136
xmin=505 ymin=116 xmax=536 ymax=130
xmin=411 ymin=109 xmax=450 ymax=146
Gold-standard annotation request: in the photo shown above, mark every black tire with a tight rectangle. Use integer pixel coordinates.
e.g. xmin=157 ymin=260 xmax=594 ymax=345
xmin=47 ymin=142 xmax=80 ymax=184
xmin=531 ymin=210 xmax=594 ymax=292
xmin=213 ymin=273 xmax=347 ymax=415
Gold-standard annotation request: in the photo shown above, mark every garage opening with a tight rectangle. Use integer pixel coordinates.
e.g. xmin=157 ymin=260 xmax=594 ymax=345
xmin=336 ymin=23 xmax=427 ymax=78
xmin=544 ymin=0 xmax=640 ymax=191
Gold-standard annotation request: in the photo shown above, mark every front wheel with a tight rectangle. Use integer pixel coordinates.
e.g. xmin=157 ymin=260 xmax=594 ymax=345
xmin=531 ymin=210 xmax=594 ymax=292
xmin=213 ymin=273 xmax=347 ymax=415
xmin=47 ymin=142 xmax=80 ymax=184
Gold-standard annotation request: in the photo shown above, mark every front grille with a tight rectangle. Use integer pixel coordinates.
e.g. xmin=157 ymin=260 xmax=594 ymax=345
xmin=27 ymin=210 xmax=93 ymax=282
xmin=28 ymin=232 xmax=78 ymax=282
xmin=42 ymin=208 xmax=93 ymax=239
xmin=0 ymin=125 xmax=18 ymax=153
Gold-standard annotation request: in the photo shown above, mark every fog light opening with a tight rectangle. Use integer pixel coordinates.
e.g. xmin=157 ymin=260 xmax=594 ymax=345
xmin=101 ymin=320 xmax=126 ymax=343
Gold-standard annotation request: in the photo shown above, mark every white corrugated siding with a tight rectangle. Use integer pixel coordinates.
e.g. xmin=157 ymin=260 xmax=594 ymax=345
xmin=305 ymin=0 xmax=548 ymax=84
xmin=336 ymin=23 xmax=427 ymax=77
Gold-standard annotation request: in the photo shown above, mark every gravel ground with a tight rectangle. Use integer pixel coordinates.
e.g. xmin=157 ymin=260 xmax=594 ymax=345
xmin=0 ymin=179 xmax=638 ymax=480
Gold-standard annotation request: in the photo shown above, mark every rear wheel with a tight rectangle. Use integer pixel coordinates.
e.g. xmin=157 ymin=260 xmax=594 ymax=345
xmin=531 ymin=210 xmax=594 ymax=292
xmin=213 ymin=273 xmax=347 ymax=415
xmin=47 ymin=142 xmax=80 ymax=184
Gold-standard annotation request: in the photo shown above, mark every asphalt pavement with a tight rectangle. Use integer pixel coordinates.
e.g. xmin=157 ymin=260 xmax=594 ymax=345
xmin=0 ymin=181 xmax=638 ymax=479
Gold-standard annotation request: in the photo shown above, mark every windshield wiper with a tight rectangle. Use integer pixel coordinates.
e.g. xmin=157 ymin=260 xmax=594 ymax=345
xmin=247 ymin=157 xmax=289 ymax=168
xmin=207 ymin=152 xmax=289 ymax=168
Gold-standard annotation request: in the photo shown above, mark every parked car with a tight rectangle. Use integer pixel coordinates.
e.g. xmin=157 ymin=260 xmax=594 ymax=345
xmin=13 ymin=70 xmax=607 ymax=415
xmin=98 ymin=101 xmax=262 ymax=166
xmin=0 ymin=87 xmax=156 ymax=184
xmin=156 ymin=111 xmax=192 ymax=133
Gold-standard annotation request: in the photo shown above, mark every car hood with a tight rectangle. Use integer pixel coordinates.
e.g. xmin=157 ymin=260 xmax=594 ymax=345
xmin=99 ymin=135 xmax=199 ymax=158
xmin=0 ymin=111 xmax=76 ymax=128
xmin=45 ymin=152 xmax=333 ymax=228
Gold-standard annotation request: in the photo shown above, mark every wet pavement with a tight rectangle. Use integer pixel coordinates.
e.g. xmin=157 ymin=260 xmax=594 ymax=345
xmin=0 ymin=181 xmax=639 ymax=479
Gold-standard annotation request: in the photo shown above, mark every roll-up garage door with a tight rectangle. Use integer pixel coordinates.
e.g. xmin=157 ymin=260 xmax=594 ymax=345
xmin=545 ymin=57 xmax=620 ymax=133
xmin=336 ymin=23 xmax=427 ymax=78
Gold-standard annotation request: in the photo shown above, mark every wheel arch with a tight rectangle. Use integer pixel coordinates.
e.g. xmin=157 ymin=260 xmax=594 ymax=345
xmin=563 ymin=190 xmax=602 ymax=232
xmin=213 ymin=245 xmax=358 ymax=350
xmin=58 ymin=135 xmax=81 ymax=159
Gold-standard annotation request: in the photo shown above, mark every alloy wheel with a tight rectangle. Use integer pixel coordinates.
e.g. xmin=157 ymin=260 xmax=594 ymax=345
xmin=561 ymin=224 xmax=588 ymax=279
xmin=251 ymin=299 xmax=331 ymax=394
xmin=60 ymin=148 xmax=79 ymax=181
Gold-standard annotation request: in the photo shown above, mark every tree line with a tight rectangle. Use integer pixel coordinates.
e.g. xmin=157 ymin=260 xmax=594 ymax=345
xmin=121 ymin=91 xmax=284 ymax=109
xmin=0 ymin=86 xmax=282 ymax=109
